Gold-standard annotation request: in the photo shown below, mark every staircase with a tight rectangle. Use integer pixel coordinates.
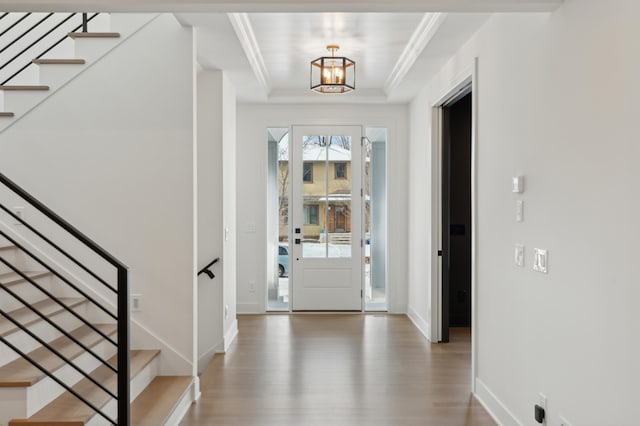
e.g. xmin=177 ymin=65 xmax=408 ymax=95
xmin=0 ymin=21 xmax=194 ymax=418
xmin=0 ymin=12 xmax=156 ymax=132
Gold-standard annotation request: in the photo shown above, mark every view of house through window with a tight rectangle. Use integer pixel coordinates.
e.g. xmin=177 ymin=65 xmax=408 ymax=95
xmin=266 ymin=127 xmax=387 ymax=311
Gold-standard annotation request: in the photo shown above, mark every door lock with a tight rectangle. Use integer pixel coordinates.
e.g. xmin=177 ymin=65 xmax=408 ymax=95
xmin=295 ymin=238 xmax=301 ymax=245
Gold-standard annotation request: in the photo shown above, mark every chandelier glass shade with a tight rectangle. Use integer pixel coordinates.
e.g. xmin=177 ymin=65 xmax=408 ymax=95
xmin=310 ymin=45 xmax=355 ymax=94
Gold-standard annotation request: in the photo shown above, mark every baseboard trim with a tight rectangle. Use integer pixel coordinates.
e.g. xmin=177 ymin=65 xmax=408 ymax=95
xmin=237 ymin=302 xmax=262 ymax=314
xmin=221 ymin=319 xmax=238 ymax=353
xmin=198 ymin=342 xmax=221 ymax=373
xmin=167 ymin=376 xmax=198 ymax=426
xmin=474 ymin=377 xmax=522 ymax=426
xmin=407 ymin=306 xmax=431 ymax=341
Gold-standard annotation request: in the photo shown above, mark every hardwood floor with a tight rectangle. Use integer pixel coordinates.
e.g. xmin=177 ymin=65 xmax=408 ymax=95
xmin=181 ymin=314 xmax=495 ymax=426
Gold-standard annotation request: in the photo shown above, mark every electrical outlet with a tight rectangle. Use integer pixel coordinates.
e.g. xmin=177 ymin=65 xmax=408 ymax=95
xmin=132 ymin=294 xmax=142 ymax=312
xmin=533 ymin=248 xmax=548 ymax=274
xmin=248 ymin=281 xmax=256 ymax=293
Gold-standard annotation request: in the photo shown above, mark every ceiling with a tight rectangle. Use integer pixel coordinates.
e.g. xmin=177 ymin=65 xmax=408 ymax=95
xmin=179 ymin=12 xmax=491 ymax=103
xmin=2 ymin=0 xmax=560 ymax=104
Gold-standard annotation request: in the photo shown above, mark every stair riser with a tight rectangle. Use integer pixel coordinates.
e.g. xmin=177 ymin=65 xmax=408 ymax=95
xmin=0 ymin=277 xmax=53 ymax=313
xmin=24 ymin=338 xmax=118 ymax=417
xmin=0 ymin=387 xmax=27 ymax=426
xmin=72 ymin=38 xmax=120 ymax=63
xmin=0 ymin=91 xmax=49 ymax=117
xmin=35 ymin=64 xmax=85 ymax=89
xmin=0 ymin=308 xmax=85 ymax=367
xmin=86 ymin=356 xmax=159 ymax=426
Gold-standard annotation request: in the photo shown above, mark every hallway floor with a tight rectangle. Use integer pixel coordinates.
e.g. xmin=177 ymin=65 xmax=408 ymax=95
xmin=180 ymin=315 xmax=495 ymax=426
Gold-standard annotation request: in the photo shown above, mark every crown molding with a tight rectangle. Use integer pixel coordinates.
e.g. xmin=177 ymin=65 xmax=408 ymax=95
xmin=227 ymin=12 xmax=271 ymax=95
xmin=384 ymin=12 xmax=446 ymax=96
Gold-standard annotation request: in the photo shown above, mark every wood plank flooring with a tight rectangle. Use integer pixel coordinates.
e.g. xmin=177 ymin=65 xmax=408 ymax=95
xmin=181 ymin=314 xmax=495 ymax=426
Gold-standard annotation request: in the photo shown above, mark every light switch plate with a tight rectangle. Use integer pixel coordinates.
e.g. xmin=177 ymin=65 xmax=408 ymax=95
xmin=516 ymin=200 xmax=524 ymax=222
xmin=512 ymin=176 xmax=524 ymax=193
xmin=533 ymin=248 xmax=548 ymax=274
xmin=515 ymin=244 xmax=524 ymax=267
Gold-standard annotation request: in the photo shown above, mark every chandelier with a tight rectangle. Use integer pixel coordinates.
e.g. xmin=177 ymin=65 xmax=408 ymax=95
xmin=310 ymin=44 xmax=355 ymax=94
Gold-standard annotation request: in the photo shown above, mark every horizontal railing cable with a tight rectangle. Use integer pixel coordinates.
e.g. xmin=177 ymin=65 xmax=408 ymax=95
xmin=0 ymin=13 xmax=31 ymax=38
xmin=0 ymin=256 xmax=118 ymax=346
xmin=0 ymin=203 xmax=116 ymax=293
xmin=0 ymin=12 xmax=10 ymax=21
xmin=0 ymin=334 xmax=117 ymax=425
xmin=0 ymin=279 xmax=117 ymax=374
xmin=0 ymin=13 xmax=54 ymax=55
xmin=0 ymin=13 xmax=75 ymax=73
xmin=1 ymin=12 xmax=99 ymax=86
xmin=0 ymin=160 xmax=128 ymax=423
xmin=0 ymin=230 xmax=118 ymax=321
xmin=0 ymin=173 xmax=125 ymax=271
xmin=0 ymin=308 xmax=117 ymax=399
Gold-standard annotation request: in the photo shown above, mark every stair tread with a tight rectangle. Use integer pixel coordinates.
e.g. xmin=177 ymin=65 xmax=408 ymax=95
xmin=0 ymin=112 xmax=15 ymax=117
xmin=131 ymin=376 xmax=192 ymax=426
xmin=0 ymin=85 xmax=49 ymax=91
xmin=0 ymin=243 xmax=16 ymax=250
xmin=0 ymin=298 xmax=87 ymax=337
xmin=0 ymin=324 xmax=117 ymax=387
xmin=0 ymin=271 xmax=52 ymax=287
xmin=68 ymin=32 xmax=120 ymax=39
xmin=11 ymin=350 xmax=160 ymax=425
xmin=32 ymin=59 xmax=86 ymax=65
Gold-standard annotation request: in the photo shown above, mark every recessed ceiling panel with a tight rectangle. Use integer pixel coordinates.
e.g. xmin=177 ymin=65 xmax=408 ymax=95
xmin=249 ymin=13 xmax=425 ymax=90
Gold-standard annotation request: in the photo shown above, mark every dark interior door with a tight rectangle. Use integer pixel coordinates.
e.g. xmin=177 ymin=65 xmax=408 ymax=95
xmin=441 ymin=91 xmax=472 ymax=342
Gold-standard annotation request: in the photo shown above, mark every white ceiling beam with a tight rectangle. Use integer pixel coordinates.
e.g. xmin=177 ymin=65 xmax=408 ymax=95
xmin=384 ymin=13 xmax=446 ymax=97
xmin=227 ymin=13 xmax=271 ymax=95
xmin=0 ymin=0 xmax=563 ymax=13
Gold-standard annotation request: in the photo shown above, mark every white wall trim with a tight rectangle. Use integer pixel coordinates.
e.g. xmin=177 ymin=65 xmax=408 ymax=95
xmin=384 ymin=13 xmax=446 ymax=96
xmin=222 ymin=318 xmax=238 ymax=352
xmin=198 ymin=341 xmax=221 ymax=372
xmin=406 ymin=307 xmax=431 ymax=341
xmin=227 ymin=13 xmax=271 ymax=95
xmin=474 ymin=378 xmax=522 ymax=426
xmin=429 ymin=59 xmax=477 ymax=390
xmin=166 ymin=377 xmax=197 ymax=426
xmin=237 ymin=302 xmax=262 ymax=314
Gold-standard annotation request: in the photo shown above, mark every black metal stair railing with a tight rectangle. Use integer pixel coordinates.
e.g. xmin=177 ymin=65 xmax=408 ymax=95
xmin=0 ymin=172 xmax=129 ymax=425
xmin=0 ymin=12 xmax=99 ymax=86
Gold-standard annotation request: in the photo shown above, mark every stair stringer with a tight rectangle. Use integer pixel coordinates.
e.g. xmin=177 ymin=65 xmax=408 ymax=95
xmin=0 ymin=220 xmax=194 ymax=379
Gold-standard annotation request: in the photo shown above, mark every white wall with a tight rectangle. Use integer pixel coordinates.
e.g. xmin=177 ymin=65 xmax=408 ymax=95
xmin=196 ymin=68 xmax=224 ymax=371
xmin=236 ymin=103 xmax=409 ymax=313
xmin=409 ymin=0 xmax=640 ymax=424
xmin=0 ymin=14 xmax=196 ymax=375
xmin=221 ymin=73 xmax=238 ymax=348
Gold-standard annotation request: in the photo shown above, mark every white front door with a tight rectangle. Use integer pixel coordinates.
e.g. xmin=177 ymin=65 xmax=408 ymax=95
xmin=291 ymin=125 xmax=362 ymax=311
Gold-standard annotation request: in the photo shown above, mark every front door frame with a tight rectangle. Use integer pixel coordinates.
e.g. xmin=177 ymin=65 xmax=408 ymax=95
xmin=430 ymin=58 xmax=478 ymax=392
xmin=289 ymin=125 xmax=364 ymax=312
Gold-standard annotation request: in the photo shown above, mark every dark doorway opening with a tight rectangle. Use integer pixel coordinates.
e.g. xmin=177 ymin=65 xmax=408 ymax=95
xmin=441 ymin=90 xmax=472 ymax=343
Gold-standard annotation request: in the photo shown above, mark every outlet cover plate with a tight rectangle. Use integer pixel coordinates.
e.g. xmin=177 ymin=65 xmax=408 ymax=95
xmin=533 ymin=248 xmax=548 ymax=274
